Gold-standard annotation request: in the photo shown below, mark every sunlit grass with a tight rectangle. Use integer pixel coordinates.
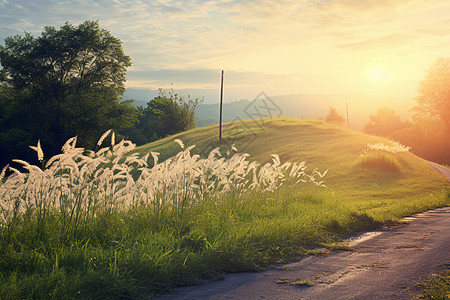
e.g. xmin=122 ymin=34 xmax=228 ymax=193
xmin=0 ymin=117 xmax=448 ymax=299
xmin=417 ymin=270 xmax=450 ymax=299
xmin=357 ymin=152 xmax=402 ymax=173
xmin=0 ymin=130 xmax=326 ymax=228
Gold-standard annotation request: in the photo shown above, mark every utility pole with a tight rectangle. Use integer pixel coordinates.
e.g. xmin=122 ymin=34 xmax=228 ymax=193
xmin=219 ymin=70 xmax=224 ymax=142
xmin=346 ymin=102 xmax=350 ymax=129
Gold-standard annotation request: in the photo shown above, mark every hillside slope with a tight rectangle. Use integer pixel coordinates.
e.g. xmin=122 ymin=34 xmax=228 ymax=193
xmin=136 ymin=117 xmax=448 ymax=212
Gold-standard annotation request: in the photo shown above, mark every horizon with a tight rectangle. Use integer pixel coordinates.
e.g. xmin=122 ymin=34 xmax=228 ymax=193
xmin=1 ymin=0 xmax=449 ymax=113
xmin=123 ymin=87 xmax=414 ymax=130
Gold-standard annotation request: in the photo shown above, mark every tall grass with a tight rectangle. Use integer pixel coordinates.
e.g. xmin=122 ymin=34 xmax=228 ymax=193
xmin=0 ymin=131 xmax=334 ymax=298
xmin=364 ymin=141 xmax=411 ymax=153
xmin=356 ymin=142 xmax=410 ymax=173
xmin=0 ymin=131 xmax=327 ymax=238
xmin=0 ymin=123 xmax=448 ymax=299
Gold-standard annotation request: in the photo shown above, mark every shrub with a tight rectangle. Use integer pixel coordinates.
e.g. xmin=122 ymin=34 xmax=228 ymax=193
xmin=357 ymin=152 xmax=402 ymax=173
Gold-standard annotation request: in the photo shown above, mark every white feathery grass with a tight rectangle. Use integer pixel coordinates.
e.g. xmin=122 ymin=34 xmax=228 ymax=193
xmin=174 ymin=139 xmax=184 ymax=149
xmin=0 ymin=164 xmax=9 ymax=182
xmin=97 ymin=129 xmax=112 ymax=146
xmin=314 ymin=169 xmax=328 ymax=178
xmin=29 ymin=140 xmax=44 ymax=161
xmin=363 ymin=142 xmax=410 ymax=154
xmin=208 ymin=147 xmax=221 ymax=159
xmin=96 ymin=147 xmax=110 ymax=157
xmin=62 ymin=136 xmax=77 ymax=153
xmin=0 ymin=136 xmax=327 ymax=225
xmin=11 ymin=159 xmax=31 ymax=168
xmin=271 ymin=154 xmax=280 ymax=166
xmin=150 ymin=151 xmax=159 ymax=166
xmin=6 ymin=166 xmax=23 ymax=178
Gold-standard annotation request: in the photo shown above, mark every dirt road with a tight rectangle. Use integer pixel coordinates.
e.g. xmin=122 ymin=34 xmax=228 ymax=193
xmin=425 ymin=160 xmax=450 ymax=179
xmin=159 ymin=164 xmax=450 ymax=300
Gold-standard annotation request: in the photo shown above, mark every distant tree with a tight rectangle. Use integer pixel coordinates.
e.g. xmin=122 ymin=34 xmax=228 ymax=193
xmin=0 ymin=21 xmax=139 ymax=166
xmin=391 ymin=120 xmax=450 ymax=165
xmin=121 ymin=89 xmax=202 ymax=145
xmin=325 ymin=107 xmax=345 ymax=126
xmin=386 ymin=57 xmax=450 ymax=165
xmin=364 ymin=107 xmax=410 ymax=137
xmin=412 ymin=57 xmax=450 ymax=133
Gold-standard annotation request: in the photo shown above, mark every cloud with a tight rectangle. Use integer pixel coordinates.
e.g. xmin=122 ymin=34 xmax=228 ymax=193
xmin=436 ymin=18 xmax=450 ymax=26
xmin=0 ymin=0 xmax=449 ymax=98
xmin=125 ymin=67 xmax=329 ymax=103
xmin=338 ymin=33 xmax=413 ymax=51
xmin=314 ymin=0 xmax=415 ymax=12
xmin=127 ymin=68 xmax=293 ymax=88
xmin=415 ymin=18 xmax=450 ymax=37
xmin=414 ymin=29 xmax=450 ymax=37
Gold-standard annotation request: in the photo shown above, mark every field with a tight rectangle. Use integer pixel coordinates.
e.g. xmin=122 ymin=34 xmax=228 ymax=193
xmin=1 ymin=117 xmax=448 ymax=299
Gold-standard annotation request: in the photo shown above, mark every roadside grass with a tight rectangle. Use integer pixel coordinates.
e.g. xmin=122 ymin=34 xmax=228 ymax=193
xmin=1 ymin=117 xmax=449 ymax=299
xmin=3 ymin=187 xmax=446 ymax=299
xmin=417 ymin=269 xmax=450 ymax=299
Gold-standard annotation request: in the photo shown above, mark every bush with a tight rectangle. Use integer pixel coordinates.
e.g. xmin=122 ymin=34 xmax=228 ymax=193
xmin=357 ymin=152 xmax=402 ymax=173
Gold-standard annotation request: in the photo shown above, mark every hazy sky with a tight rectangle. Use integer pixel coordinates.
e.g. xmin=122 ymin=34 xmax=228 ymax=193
xmin=1 ymin=0 xmax=449 ymax=103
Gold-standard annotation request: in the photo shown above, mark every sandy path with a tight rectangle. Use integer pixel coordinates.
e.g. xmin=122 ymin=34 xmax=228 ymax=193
xmin=158 ymin=165 xmax=450 ymax=300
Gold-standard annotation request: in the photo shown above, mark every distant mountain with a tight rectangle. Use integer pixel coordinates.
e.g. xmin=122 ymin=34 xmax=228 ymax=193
xmin=196 ymin=99 xmax=250 ymax=122
xmin=122 ymin=88 xmax=158 ymax=107
xmin=194 ymin=93 xmax=413 ymax=131
xmin=122 ymin=87 xmax=221 ymax=107
xmin=123 ymin=88 xmax=414 ymax=131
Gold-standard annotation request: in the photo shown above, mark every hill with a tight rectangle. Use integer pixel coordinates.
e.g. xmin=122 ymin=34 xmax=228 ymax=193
xmin=136 ymin=117 xmax=448 ymax=207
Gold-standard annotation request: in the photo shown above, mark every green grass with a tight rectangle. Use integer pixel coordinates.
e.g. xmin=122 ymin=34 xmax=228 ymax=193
xmin=135 ymin=117 xmax=449 ymax=217
xmin=356 ymin=152 xmax=402 ymax=173
xmin=417 ymin=270 xmax=450 ymax=299
xmin=1 ymin=117 xmax=449 ymax=299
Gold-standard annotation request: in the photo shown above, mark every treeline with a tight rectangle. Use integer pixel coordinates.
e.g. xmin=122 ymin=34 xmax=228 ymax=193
xmin=363 ymin=107 xmax=450 ymax=165
xmin=363 ymin=57 xmax=450 ymax=165
xmin=0 ymin=21 xmax=199 ymax=168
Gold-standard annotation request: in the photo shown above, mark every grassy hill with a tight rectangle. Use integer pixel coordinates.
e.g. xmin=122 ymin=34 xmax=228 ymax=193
xmin=1 ymin=117 xmax=448 ymax=299
xmin=136 ymin=117 xmax=448 ymax=218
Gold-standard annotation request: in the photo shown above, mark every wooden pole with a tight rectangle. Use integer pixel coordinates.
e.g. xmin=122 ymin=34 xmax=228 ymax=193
xmin=346 ymin=102 xmax=350 ymax=129
xmin=219 ymin=70 xmax=224 ymax=142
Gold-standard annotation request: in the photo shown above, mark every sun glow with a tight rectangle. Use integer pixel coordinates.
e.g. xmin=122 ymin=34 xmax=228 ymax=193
xmin=368 ymin=67 xmax=389 ymax=82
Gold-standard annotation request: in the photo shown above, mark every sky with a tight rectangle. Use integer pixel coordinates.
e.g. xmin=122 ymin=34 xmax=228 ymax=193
xmin=0 ymin=0 xmax=449 ymax=105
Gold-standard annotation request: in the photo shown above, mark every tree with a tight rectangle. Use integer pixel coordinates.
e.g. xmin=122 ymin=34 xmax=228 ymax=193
xmin=122 ymin=89 xmax=201 ymax=145
xmin=0 ymin=21 xmax=139 ymax=165
xmin=325 ymin=107 xmax=345 ymax=126
xmin=364 ymin=107 xmax=410 ymax=137
xmin=412 ymin=57 xmax=450 ymax=133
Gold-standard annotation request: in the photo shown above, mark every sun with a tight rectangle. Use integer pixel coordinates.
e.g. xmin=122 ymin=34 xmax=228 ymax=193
xmin=368 ymin=67 xmax=388 ymax=82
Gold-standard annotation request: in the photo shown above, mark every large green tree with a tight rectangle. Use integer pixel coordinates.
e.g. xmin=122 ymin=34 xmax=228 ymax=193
xmin=412 ymin=57 xmax=450 ymax=133
xmin=0 ymin=21 xmax=138 ymax=165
